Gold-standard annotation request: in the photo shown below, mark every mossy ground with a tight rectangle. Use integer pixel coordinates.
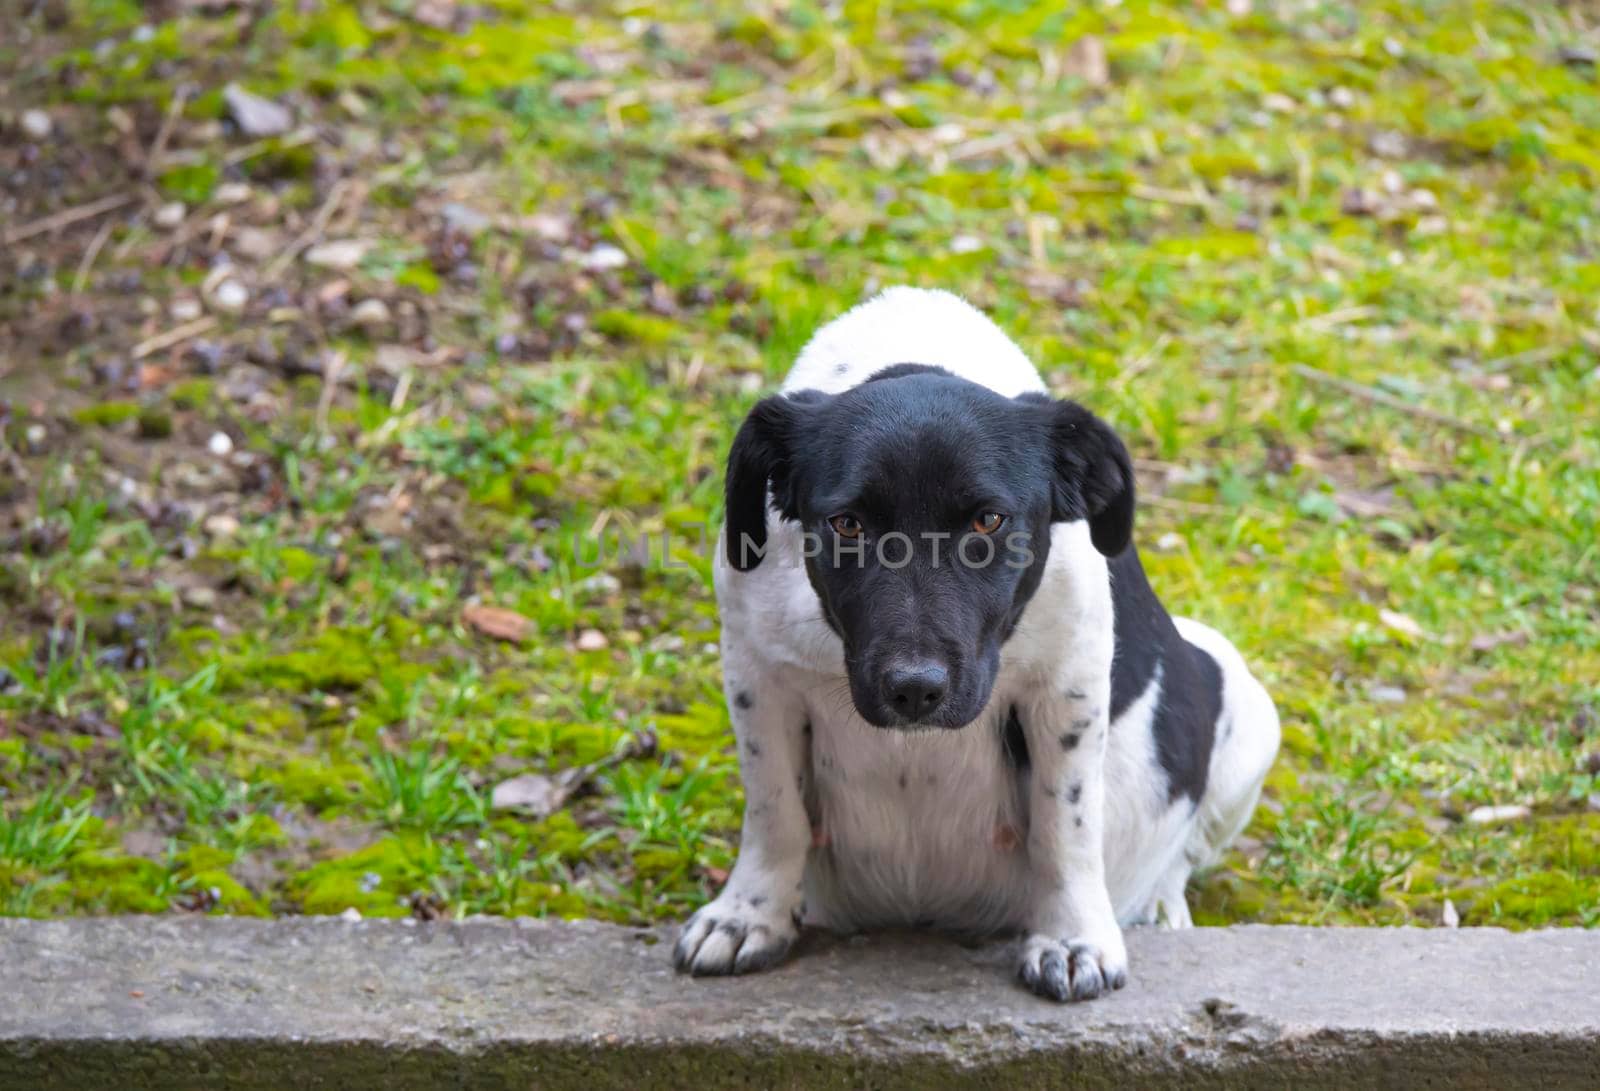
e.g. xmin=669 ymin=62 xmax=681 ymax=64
xmin=2 ymin=1 xmax=1596 ymax=928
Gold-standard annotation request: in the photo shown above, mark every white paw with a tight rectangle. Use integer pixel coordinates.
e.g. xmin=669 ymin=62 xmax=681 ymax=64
xmin=1018 ymin=934 xmax=1128 ymax=1002
xmin=672 ymin=894 xmax=799 ymax=977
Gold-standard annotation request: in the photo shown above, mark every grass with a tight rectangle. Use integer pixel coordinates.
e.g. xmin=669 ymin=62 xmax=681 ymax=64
xmin=1 ymin=0 xmax=1596 ymax=928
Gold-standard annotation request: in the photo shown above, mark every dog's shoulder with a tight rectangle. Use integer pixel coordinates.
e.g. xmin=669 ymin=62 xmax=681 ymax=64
xmin=782 ymin=286 xmax=1047 ymax=397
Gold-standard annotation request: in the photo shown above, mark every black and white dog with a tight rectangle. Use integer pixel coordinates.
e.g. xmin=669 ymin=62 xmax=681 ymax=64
xmin=674 ymin=288 xmax=1279 ymax=1001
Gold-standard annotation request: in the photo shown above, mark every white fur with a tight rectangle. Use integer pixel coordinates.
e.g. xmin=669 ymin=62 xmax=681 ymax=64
xmin=677 ymin=288 xmax=1279 ymax=999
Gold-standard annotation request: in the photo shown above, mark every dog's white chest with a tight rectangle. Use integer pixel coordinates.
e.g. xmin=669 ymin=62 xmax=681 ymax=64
xmin=803 ymin=703 xmax=1032 ymax=933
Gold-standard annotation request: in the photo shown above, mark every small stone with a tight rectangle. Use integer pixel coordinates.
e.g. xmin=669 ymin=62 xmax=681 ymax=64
xmin=23 ymin=424 xmax=47 ymax=451
xmin=1328 ymin=86 xmax=1356 ymax=110
xmin=441 ymin=202 xmax=492 ymax=235
xmin=528 ymin=212 xmax=571 ymax=242
xmin=949 ymin=235 xmax=983 ymax=254
xmin=1263 ymin=92 xmax=1296 ymax=113
xmin=350 ymin=298 xmax=392 ymax=328
xmin=1367 ymin=684 xmax=1407 ymax=704
xmin=170 ymin=297 xmax=203 ymax=322
xmin=1464 ymin=804 xmax=1531 ymax=826
xmin=1154 ymin=532 xmax=1184 ymax=553
xmin=338 ymin=907 xmax=363 ymax=922
xmin=1558 ymin=44 xmax=1598 ymax=67
xmin=358 ymin=872 xmax=382 ymax=894
xmin=1371 ymin=131 xmax=1408 ymax=159
xmin=20 ymin=109 xmax=53 ymax=139
xmin=1587 ymin=793 xmax=1600 ymax=813
xmin=207 ymin=431 xmax=234 ymax=457
xmin=304 ymin=240 xmax=369 ymax=270
xmin=578 ymin=244 xmax=628 ymax=271
xmin=211 ymin=280 xmax=248 ymax=313
xmin=1409 ymin=188 xmax=1438 ymax=210
xmin=154 ymin=201 xmax=187 ymax=230
xmin=223 ymin=83 xmax=293 ymax=137
xmin=1441 ymin=899 xmax=1460 ymax=928
xmin=575 ymin=573 xmax=623 ymax=596
xmin=214 ymin=182 xmax=253 ymax=206
xmin=233 ymin=227 xmax=277 ymax=261
xmin=575 ymin=628 xmax=609 ymax=652
xmin=181 ymin=586 xmax=217 ymax=610
xmin=203 ymin=513 xmax=241 ymax=538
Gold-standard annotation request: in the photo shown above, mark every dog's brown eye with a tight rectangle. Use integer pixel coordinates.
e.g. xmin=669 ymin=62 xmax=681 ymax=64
xmin=830 ymin=514 xmax=863 ymax=539
xmin=972 ymin=512 xmax=1005 ymax=535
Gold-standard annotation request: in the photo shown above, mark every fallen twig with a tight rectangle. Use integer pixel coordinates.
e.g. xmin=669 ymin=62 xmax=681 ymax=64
xmin=2 ymin=193 xmax=135 ymax=247
xmin=1290 ymin=363 xmax=1498 ymax=439
xmin=131 ymin=316 xmax=217 ymax=360
xmin=264 ymin=178 xmax=352 ymax=281
xmin=71 ymin=218 xmax=116 ymax=296
xmin=144 ymin=83 xmax=192 ymax=176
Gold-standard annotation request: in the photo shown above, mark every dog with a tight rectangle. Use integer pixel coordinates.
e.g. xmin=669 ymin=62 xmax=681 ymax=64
xmin=674 ymin=287 xmax=1279 ymax=1001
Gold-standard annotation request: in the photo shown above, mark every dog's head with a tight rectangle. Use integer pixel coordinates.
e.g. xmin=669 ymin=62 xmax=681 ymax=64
xmin=724 ymin=365 xmax=1133 ymax=729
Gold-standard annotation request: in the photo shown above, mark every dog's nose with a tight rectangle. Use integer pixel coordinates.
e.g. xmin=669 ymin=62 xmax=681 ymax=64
xmin=884 ymin=661 xmax=948 ymax=718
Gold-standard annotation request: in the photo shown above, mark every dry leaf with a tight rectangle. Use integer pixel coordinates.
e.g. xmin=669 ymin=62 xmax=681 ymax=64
xmin=1065 ymin=36 xmax=1109 ymax=87
xmin=462 ymin=604 xmax=533 ymax=643
xmin=1468 ymin=629 xmax=1531 ymax=653
xmin=1379 ymin=609 xmax=1425 ymax=639
xmin=490 ymin=730 xmax=658 ymax=818
xmin=490 ymin=772 xmax=572 ymax=817
xmin=1464 ymin=804 xmax=1530 ymax=826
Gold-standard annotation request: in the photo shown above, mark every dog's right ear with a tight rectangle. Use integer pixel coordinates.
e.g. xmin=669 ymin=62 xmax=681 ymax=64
xmin=724 ymin=390 xmax=826 ymax=570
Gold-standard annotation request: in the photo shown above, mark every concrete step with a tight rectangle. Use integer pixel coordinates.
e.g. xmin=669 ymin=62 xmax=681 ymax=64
xmin=2 ymin=918 xmax=1597 ymax=1089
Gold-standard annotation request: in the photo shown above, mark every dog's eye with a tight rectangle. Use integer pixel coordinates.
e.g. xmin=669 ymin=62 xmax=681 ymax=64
xmin=829 ymin=514 xmax=863 ymax=539
xmin=972 ymin=512 xmax=1005 ymax=535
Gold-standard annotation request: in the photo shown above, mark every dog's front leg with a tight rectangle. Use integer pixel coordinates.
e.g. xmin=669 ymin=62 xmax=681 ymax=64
xmin=673 ymin=660 xmax=810 ymax=976
xmin=1015 ymin=677 xmax=1128 ymax=1001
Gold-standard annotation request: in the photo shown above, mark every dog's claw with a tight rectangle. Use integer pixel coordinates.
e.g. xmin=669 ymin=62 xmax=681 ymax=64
xmin=674 ymin=899 xmax=797 ymax=977
xmin=1018 ymin=935 xmax=1126 ymax=1002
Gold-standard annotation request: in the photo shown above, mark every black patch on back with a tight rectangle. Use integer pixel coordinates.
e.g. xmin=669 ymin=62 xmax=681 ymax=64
xmin=1107 ymin=547 xmax=1222 ymax=803
xmin=1001 ymin=705 xmax=1030 ymax=771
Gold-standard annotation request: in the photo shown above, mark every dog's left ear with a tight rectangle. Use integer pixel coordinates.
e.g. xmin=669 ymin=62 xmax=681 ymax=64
xmin=723 ymin=390 xmax=827 ymax=570
xmin=1040 ymin=399 xmax=1135 ymax=556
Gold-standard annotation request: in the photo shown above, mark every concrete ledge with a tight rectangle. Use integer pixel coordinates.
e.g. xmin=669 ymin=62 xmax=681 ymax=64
xmin=3 ymin=919 xmax=1597 ymax=1090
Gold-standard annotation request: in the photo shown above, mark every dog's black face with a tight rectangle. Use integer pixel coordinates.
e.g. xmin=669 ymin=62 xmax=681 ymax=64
xmin=725 ymin=366 xmax=1134 ymax=729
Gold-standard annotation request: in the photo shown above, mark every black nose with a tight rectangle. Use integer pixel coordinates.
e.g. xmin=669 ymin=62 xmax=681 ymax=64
xmin=883 ymin=661 xmax=949 ymax=718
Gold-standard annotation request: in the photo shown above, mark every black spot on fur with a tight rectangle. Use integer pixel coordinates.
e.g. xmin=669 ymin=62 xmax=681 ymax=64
xmin=1001 ymin=706 xmax=1030 ymax=770
xmin=834 ymin=362 xmax=849 ymax=375
xmin=745 ymin=739 xmax=762 ymax=758
xmin=748 ymin=894 xmax=768 ymax=908
xmin=1074 ymin=815 xmax=1084 ymax=828
xmin=734 ymin=691 xmax=754 ymax=710
xmin=1065 ymin=687 xmax=1088 ymax=700
xmin=898 ymin=770 xmax=908 ymax=790
xmin=1068 ymin=781 xmax=1082 ymax=804
xmin=1071 ymin=717 xmax=1092 ymax=730
xmin=1107 ymin=548 xmax=1221 ymax=803
xmin=802 ymin=720 xmax=813 ymax=736
xmin=1060 ymin=732 xmax=1079 ymax=750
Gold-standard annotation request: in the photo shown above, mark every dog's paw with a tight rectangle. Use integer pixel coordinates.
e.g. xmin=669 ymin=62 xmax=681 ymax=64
xmin=1017 ymin=934 xmax=1128 ymax=1002
xmin=672 ymin=896 xmax=798 ymax=977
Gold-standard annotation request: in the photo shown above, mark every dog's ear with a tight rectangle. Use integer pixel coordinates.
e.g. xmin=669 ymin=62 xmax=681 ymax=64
xmin=724 ymin=390 xmax=826 ymax=570
xmin=1042 ymin=399 xmax=1135 ymax=557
